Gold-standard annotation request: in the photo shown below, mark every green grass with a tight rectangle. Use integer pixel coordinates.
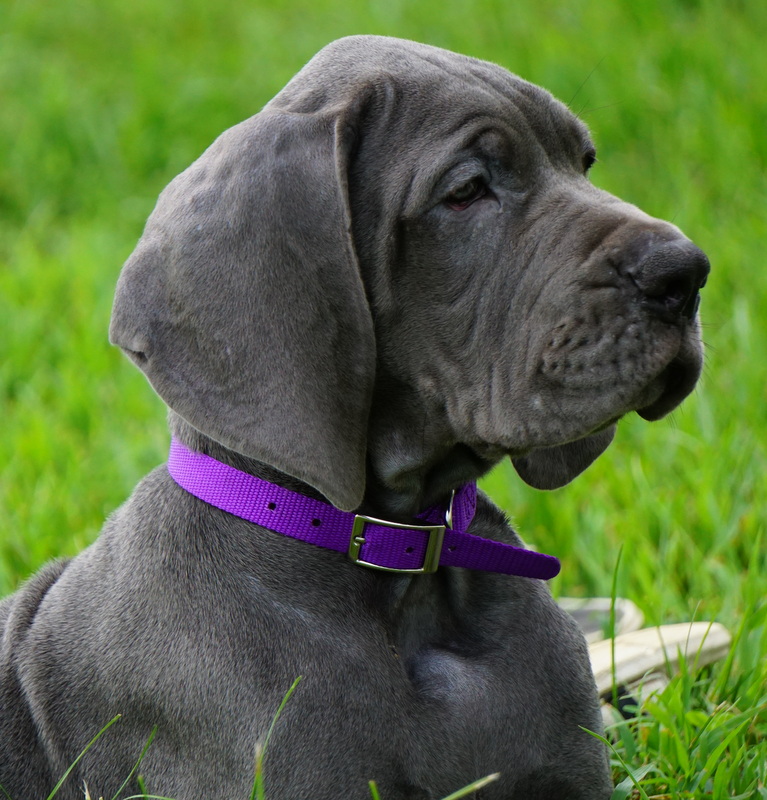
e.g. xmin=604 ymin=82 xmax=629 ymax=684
xmin=2 ymin=0 xmax=765 ymax=795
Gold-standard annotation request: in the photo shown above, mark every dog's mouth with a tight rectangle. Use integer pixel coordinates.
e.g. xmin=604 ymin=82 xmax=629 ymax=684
xmin=507 ymin=331 xmax=703 ymax=490
xmin=634 ymin=344 xmax=703 ymax=422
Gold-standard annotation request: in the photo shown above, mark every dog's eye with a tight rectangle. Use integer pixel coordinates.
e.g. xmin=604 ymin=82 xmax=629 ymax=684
xmin=583 ymin=148 xmax=597 ymax=173
xmin=445 ymin=178 xmax=487 ymax=210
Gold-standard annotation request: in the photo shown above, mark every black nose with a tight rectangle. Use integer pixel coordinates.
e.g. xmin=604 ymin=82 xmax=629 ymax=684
xmin=632 ymin=240 xmax=710 ymax=321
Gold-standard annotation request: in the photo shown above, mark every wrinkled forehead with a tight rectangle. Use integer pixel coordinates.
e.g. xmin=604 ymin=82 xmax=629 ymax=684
xmin=267 ymin=35 xmax=591 ymax=158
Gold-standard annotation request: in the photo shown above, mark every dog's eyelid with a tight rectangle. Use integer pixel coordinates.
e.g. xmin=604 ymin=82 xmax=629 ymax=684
xmin=447 ymin=175 xmax=485 ymax=199
xmin=438 ymin=155 xmax=489 ymax=186
xmin=444 ymin=177 xmax=489 ymax=211
xmin=442 ymin=161 xmax=492 ymax=196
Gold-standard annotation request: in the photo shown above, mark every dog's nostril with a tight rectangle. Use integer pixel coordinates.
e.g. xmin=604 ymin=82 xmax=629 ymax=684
xmin=632 ymin=240 xmax=709 ymax=321
xmin=646 ymin=277 xmax=695 ymax=316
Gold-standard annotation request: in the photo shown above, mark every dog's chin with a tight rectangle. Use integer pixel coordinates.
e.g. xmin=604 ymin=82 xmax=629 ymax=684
xmin=510 ymin=424 xmax=617 ymax=490
xmin=508 ymin=347 xmax=702 ymax=490
xmin=635 ymin=351 xmax=703 ymax=421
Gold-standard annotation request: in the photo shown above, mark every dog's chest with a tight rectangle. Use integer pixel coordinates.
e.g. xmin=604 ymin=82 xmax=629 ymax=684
xmin=373 ymin=573 xmax=544 ymax=789
xmin=402 ymin=645 xmax=512 ymax=775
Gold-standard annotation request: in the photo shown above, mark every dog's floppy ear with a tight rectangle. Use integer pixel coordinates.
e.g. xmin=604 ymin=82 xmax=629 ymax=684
xmin=511 ymin=426 xmax=616 ymax=490
xmin=110 ymin=111 xmax=376 ymax=511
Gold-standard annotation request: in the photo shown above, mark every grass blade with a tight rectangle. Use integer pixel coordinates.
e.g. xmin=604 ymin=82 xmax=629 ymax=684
xmin=691 ymin=718 xmax=751 ymax=793
xmin=582 ymin=727 xmax=653 ymax=800
xmin=609 ymin=546 xmax=623 ymax=710
xmin=440 ymin=773 xmax=500 ymax=800
xmin=122 ymin=795 xmax=178 ymax=799
xmin=122 ymin=796 xmax=177 ymax=799
xmin=109 ymin=726 xmax=158 ymax=800
xmin=250 ymin=676 xmax=303 ymax=800
xmin=45 ymin=715 xmax=121 ymax=800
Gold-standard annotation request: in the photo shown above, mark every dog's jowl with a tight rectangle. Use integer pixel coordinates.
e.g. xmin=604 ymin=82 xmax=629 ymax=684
xmin=1 ymin=36 xmax=708 ymax=799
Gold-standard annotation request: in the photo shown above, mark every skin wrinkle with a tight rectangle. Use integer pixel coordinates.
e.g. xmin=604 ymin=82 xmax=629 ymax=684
xmin=516 ymin=203 xmax=688 ymax=406
xmin=401 ymin=124 xmax=501 ymax=218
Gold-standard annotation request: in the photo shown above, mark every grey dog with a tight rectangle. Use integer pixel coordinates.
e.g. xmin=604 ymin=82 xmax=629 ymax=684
xmin=1 ymin=36 xmax=708 ymax=799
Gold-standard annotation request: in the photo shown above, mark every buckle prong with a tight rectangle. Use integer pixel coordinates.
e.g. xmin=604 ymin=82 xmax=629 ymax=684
xmin=445 ymin=489 xmax=456 ymax=530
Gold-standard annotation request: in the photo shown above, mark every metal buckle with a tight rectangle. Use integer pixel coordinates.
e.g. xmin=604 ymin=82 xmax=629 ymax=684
xmin=445 ymin=489 xmax=456 ymax=530
xmin=348 ymin=515 xmax=446 ymax=574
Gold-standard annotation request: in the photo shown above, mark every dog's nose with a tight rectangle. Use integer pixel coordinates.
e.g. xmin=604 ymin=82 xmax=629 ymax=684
xmin=631 ymin=240 xmax=710 ymax=321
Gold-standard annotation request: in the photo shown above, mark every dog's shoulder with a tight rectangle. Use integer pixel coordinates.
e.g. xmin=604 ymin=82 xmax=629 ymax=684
xmin=0 ymin=560 xmax=68 ymax=795
xmin=1 ymin=558 xmax=70 ymax=651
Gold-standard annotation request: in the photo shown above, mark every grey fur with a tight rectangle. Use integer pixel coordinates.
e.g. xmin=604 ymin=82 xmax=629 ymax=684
xmin=1 ymin=36 xmax=708 ymax=799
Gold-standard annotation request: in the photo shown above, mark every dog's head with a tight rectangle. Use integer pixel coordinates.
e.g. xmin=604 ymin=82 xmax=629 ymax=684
xmin=110 ymin=36 xmax=708 ymax=513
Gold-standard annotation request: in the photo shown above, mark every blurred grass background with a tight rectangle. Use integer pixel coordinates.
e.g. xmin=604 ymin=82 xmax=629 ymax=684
xmin=1 ymin=0 xmax=766 ymax=791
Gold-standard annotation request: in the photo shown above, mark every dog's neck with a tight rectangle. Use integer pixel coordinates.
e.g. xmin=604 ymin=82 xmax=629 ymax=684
xmin=362 ymin=379 xmax=500 ymax=518
xmin=168 ymin=412 xmax=330 ymax=501
xmin=168 ymin=404 xmax=496 ymax=522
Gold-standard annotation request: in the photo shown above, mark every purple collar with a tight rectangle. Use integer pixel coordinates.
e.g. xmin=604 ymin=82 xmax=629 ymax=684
xmin=167 ymin=438 xmax=560 ymax=580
